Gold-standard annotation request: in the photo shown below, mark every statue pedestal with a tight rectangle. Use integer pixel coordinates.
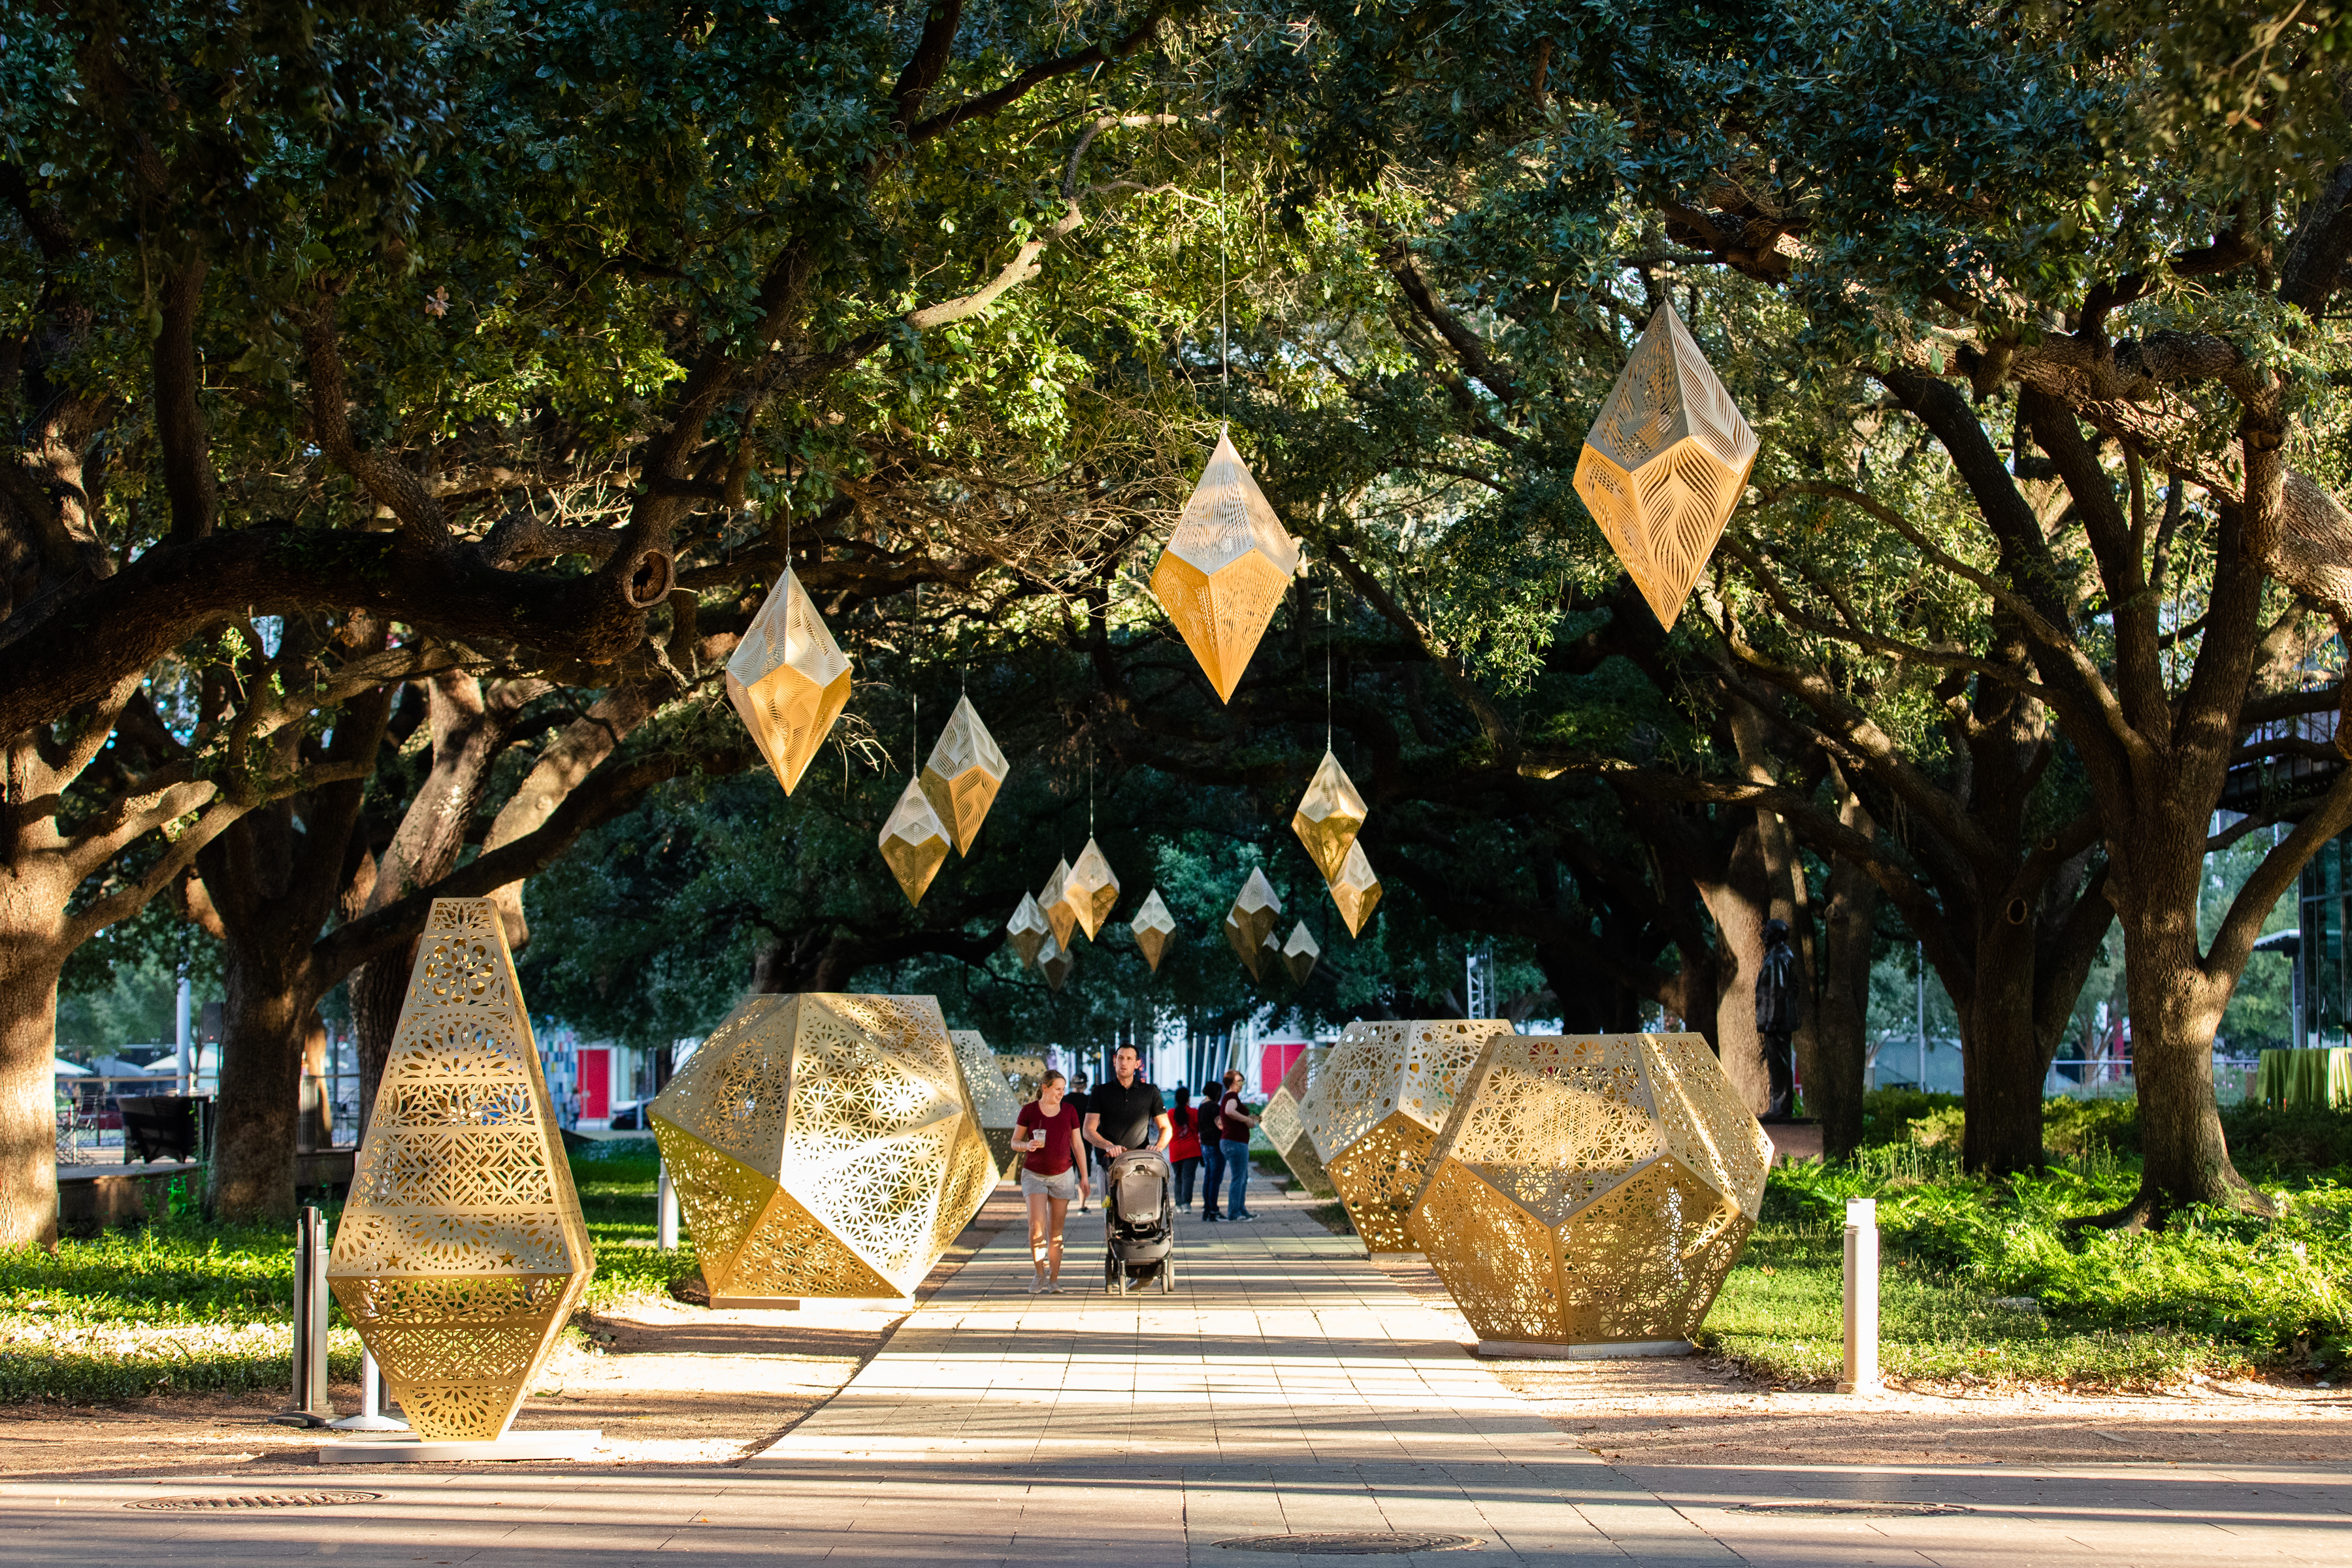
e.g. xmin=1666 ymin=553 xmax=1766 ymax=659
xmin=1474 ymin=1339 xmax=1693 ymax=1360
xmin=318 ymin=1428 xmax=600 ymax=1463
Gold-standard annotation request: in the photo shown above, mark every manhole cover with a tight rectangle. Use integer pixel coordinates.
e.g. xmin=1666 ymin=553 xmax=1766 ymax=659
xmin=1217 ymin=1532 xmax=1484 ymax=1554
xmin=127 ymin=1492 xmax=385 ymax=1511
xmin=1732 ymin=1501 xmax=1971 ymax=1518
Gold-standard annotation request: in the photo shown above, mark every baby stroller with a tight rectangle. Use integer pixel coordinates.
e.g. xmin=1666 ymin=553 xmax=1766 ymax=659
xmin=1102 ymin=1149 xmax=1176 ymax=1294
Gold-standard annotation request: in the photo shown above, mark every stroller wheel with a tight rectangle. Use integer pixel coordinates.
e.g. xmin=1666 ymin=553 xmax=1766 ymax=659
xmin=1160 ymin=1264 xmax=1173 ymax=1293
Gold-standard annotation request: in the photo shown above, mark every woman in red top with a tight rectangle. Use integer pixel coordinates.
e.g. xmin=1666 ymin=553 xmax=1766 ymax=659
xmin=1165 ymin=1086 xmax=1205 ymax=1212
xmin=1013 ymin=1070 xmax=1089 ymax=1294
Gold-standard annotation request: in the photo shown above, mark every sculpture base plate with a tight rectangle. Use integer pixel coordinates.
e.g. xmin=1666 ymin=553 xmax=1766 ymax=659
xmin=708 ymin=1295 xmax=802 ymax=1310
xmin=1475 ymin=1339 xmax=1695 ymax=1360
xmin=318 ymin=1429 xmax=600 ymax=1463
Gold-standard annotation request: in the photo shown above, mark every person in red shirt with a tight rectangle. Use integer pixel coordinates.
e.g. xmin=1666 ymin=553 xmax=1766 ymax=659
xmin=1012 ymin=1070 xmax=1089 ymax=1294
xmin=1166 ymin=1086 xmax=1205 ymax=1211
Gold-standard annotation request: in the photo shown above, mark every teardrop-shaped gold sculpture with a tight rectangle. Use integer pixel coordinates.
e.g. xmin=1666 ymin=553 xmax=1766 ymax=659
xmin=1064 ymin=836 xmax=1120 ymax=940
xmin=877 ymin=778 xmax=952 ymax=907
xmin=1571 ymin=302 xmax=1759 ymax=632
xmin=1328 ymin=840 xmax=1382 ymax=937
xmin=725 ymin=570 xmax=854 ymax=794
xmin=1282 ymin=921 xmax=1321 ymax=987
xmin=1148 ymin=429 xmax=1302 ymax=702
xmin=1037 ymin=931 xmax=1075 ymax=991
xmin=1227 ymin=911 xmax=1265 ymax=981
xmin=1132 ymin=889 xmax=1177 ymax=973
xmin=1228 ymin=868 xmax=1282 ymax=975
xmin=1039 ymin=858 xmax=1077 ymax=949
xmin=1292 ymin=749 xmax=1368 ymax=883
xmin=1005 ymin=893 xmax=1051 ymax=970
xmin=919 ymin=696 xmax=1009 ymax=855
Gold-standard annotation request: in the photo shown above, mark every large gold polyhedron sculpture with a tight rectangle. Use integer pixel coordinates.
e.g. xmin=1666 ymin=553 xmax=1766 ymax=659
xmin=1132 ymin=889 xmax=1177 ymax=972
xmin=1005 ymin=893 xmax=1051 ymax=970
xmin=1571 ymin=303 xmax=1759 ymax=632
xmin=1299 ymin=1019 xmax=1511 ymax=1254
xmin=1407 ymin=1032 xmax=1769 ymax=1352
xmin=1149 ymin=429 xmax=1303 ymax=702
xmin=1228 ymin=868 xmax=1282 ymax=964
xmin=1281 ymin=921 xmax=1321 ymax=987
xmin=1328 ymin=840 xmax=1383 ymax=937
xmin=949 ymin=1028 xmax=1022 ymax=1176
xmin=327 ymin=898 xmax=593 ymax=1442
xmin=1064 ymin=836 xmax=1120 ymax=940
xmin=877 ymin=779 xmax=953 ymax=907
xmin=649 ymin=994 xmax=995 ymax=1303
xmin=1258 ymin=1045 xmax=1333 ymax=1197
xmin=920 ymin=696 xmax=1009 ymax=855
xmin=1039 ymin=858 xmax=1078 ymax=949
xmin=1226 ymin=912 xmax=1263 ymax=981
xmin=1292 ymin=750 xmax=1368 ymax=883
xmin=727 ymin=569 xmax=854 ymax=794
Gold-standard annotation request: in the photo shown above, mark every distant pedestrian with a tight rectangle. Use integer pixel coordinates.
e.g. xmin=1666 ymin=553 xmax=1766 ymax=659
xmin=1166 ymin=1086 xmax=1204 ymax=1210
xmin=1216 ymin=1070 xmax=1260 ymax=1222
xmin=1013 ymin=1070 xmax=1089 ymax=1294
xmin=1756 ymin=918 xmax=1801 ymax=1124
xmin=1198 ymin=1083 xmax=1227 ymax=1220
xmin=1066 ymin=1073 xmax=1092 ymax=1207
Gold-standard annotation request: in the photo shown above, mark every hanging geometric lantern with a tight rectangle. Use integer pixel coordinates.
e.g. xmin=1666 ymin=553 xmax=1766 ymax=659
xmin=1131 ymin=889 xmax=1177 ymax=973
xmin=1328 ymin=840 xmax=1382 ymax=938
xmin=1571 ymin=302 xmax=1758 ymax=632
xmin=1291 ymin=749 xmax=1368 ymax=883
xmin=1148 ymin=429 xmax=1303 ymax=702
xmin=1037 ymin=932 xmax=1075 ymax=991
xmin=1281 ymin=921 xmax=1320 ymax=987
xmin=1005 ymin=893 xmax=1051 ymax=970
xmin=919 ymin=696 xmax=1009 ymax=856
xmin=1064 ymin=837 xmax=1120 ymax=940
xmin=1226 ymin=911 xmax=1264 ymax=981
xmin=725 ymin=570 xmax=854 ymax=794
xmin=877 ymin=779 xmax=952 ymax=907
xmin=1039 ymin=858 xmax=1077 ymax=949
xmin=1227 ymin=868 xmax=1282 ymax=968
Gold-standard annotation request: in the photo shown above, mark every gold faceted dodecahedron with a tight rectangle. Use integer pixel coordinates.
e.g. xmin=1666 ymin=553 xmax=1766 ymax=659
xmin=1328 ymin=840 xmax=1382 ymax=938
xmin=1281 ymin=921 xmax=1320 ymax=987
xmin=949 ymin=1028 xmax=1022 ymax=1177
xmin=1005 ymin=893 xmax=1051 ymax=970
xmin=1406 ymin=1032 xmax=1769 ymax=1350
xmin=1064 ymin=836 xmax=1120 ymax=940
xmin=1291 ymin=749 xmax=1368 ymax=883
xmin=1299 ymin=1019 xmax=1512 ymax=1254
xmin=327 ymin=898 xmax=593 ymax=1442
xmin=1132 ymin=889 xmax=1177 ymax=973
xmin=999 ymin=1053 xmax=1047 ymax=1100
xmin=1226 ymin=912 xmax=1263 ymax=981
xmin=1227 ymin=868 xmax=1282 ymax=964
xmin=1039 ymin=859 xmax=1077 ymax=949
xmin=1258 ymin=1045 xmax=1334 ymax=1196
xmin=726 ymin=568 xmax=854 ymax=794
xmin=1571 ymin=303 xmax=1759 ymax=632
xmin=877 ymin=779 xmax=952 ymax=907
xmin=649 ymin=994 xmax=995 ymax=1303
xmin=1149 ymin=429 xmax=1302 ymax=702
xmin=920 ymin=696 xmax=1009 ymax=856
xmin=1037 ymin=932 xmax=1075 ymax=991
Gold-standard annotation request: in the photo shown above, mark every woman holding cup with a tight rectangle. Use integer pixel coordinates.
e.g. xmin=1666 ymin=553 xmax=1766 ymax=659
xmin=1013 ymin=1070 xmax=1089 ymax=1293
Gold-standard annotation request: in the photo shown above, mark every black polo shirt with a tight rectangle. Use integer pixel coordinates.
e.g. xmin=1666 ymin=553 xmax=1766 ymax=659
xmin=1086 ymin=1075 xmax=1165 ymax=1149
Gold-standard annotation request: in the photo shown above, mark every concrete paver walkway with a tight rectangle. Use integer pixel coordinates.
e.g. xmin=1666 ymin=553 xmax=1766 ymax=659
xmin=4 ymin=1188 xmax=2345 ymax=1564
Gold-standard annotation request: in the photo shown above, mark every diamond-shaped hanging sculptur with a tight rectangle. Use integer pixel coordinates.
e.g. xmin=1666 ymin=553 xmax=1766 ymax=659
xmin=1149 ymin=429 xmax=1303 ymax=702
xmin=1037 ymin=931 xmax=1075 ymax=991
xmin=1064 ymin=837 xmax=1120 ymax=940
xmin=919 ymin=696 xmax=1009 ymax=856
xmin=1039 ymin=858 xmax=1077 ymax=949
xmin=1328 ymin=840 xmax=1382 ymax=937
xmin=1292 ymin=749 xmax=1368 ymax=883
xmin=1132 ymin=889 xmax=1177 ymax=973
xmin=1005 ymin=893 xmax=1050 ymax=970
xmin=1282 ymin=921 xmax=1320 ymax=987
xmin=1571 ymin=302 xmax=1759 ymax=632
xmin=1226 ymin=911 xmax=1263 ymax=980
xmin=877 ymin=779 xmax=952 ymax=907
xmin=726 ymin=570 xmax=853 ymax=794
xmin=1228 ymin=868 xmax=1282 ymax=970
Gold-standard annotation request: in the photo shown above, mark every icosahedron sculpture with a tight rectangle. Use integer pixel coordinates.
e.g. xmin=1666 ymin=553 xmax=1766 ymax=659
xmin=1258 ymin=1045 xmax=1334 ymax=1196
xmin=1064 ymin=836 xmax=1120 ymax=939
xmin=1228 ymin=868 xmax=1282 ymax=966
xmin=727 ymin=570 xmax=854 ymax=794
xmin=1291 ymin=750 xmax=1367 ymax=883
xmin=1005 ymin=893 xmax=1051 ymax=970
xmin=1281 ymin=921 xmax=1320 ymax=986
xmin=920 ymin=696 xmax=1009 ymax=855
xmin=1037 ymin=932 xmax=1075 ymax=991
xmin=649 ymin=994 xmax=995 ymax=1305
xmin=1571 ymin=302 xmax=1759 ymax=632
xmin=1132 ymin=889 xmax=1177 ymax=972
xmin=949 ymin=1028 xmax=1023 ymax=1177
xmin=1258 ymin=926 xmax=1284 ymax=985
xmin=1149 ymin=428 xmax=1303 ymax=702
xmin=1298 ymin=1019 xmax=1511 ymax=1254
xmin=1039 ymin=858 xmax=1077 ymax=949
xmin=1226 ymin=911 xmax=1263 ymax=980
xmin=877 ymin=779 xmax=952 ymax=907
xmin=327 ymin=898 xmax=593 ymax=1441
xmin=1407 ymin=1032 xmax=1769 ymax=1353
xmin=1328 ymin=840 xmax=1382 ymax=937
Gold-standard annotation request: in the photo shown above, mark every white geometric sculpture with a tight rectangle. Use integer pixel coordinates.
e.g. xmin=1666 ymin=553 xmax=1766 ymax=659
xmin=725 ymin=570 xmax=853 ymax=794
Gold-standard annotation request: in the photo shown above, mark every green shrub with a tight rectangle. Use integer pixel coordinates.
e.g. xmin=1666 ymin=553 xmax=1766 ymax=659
xmin=1857 ymin=1087 xmax=1963 ymax=1147
xmin=2220 ymin=1104 xmax=2352 ymax=1177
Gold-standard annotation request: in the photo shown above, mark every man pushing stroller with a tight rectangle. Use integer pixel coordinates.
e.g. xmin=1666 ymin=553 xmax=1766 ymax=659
xmin=1087 ymin=1044 xmax=1179 ymax=1293
xmin=1084 ymin=1044 xmax=1172 ymax=1164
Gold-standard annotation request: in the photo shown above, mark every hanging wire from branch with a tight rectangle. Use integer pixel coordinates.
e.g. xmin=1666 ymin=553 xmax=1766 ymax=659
xmin=1218 ymin=59 xmax=1229 ymax=426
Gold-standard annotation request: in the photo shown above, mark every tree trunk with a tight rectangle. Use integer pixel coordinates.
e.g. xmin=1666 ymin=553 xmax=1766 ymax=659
xmin=1957 ymin=912 xmax=2046 ymax=1174
xmin=0 ymin=937 xmax=65 ymax=1248
xmin=1699 ymin=817 xmax=1777 ymax=1115
xmin=208 ymin=962 xmax=311 ymax=1222
xmin=1811 ymin=792 xmax=1880 ymax=1161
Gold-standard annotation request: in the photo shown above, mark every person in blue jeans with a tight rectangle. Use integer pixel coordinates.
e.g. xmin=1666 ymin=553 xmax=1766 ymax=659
xmin=1216 ymin=1068 xmax=1260 ymax=1222
xmin=1198 ymin=1088 xmax=1226 ymax=1220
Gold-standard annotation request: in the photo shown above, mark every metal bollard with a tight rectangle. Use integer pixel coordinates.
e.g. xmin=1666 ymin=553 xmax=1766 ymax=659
xmin=329 ymin=1348 xmax=408 ymax=1432
xmin=657 ymin=1162 xmax=679 ymax=1250
xmin=272 ymin=1205 xmax=333 ymax=1426
xmin=1837 ymin=1196 xmax=1882 ymax=1394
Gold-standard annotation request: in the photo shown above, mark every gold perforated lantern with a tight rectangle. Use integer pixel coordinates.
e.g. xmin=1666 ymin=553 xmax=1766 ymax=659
xmin=920 ymin=696 xmax=1009 ymax=856
xmin=1328 ymin=840 xmax=1382 ymax=938
xmin=649 ymin=994 xmax=995 ymax=1305
xmin=877 ymin=779 xmax=952 ymax=907
xmin=1149 ymin=429 xmax=1303 ymax=702
xmin=1132 ymin=889 xmax=1177 ymax=973
xmin=949 ymin=1028 xmax=1022 ymax=1177
xmin=1228 ymin=868 xmax=1282 ymax=960
xmin=1407 ymin=1032 xmax=1769 ymax=1353
xmin=1281 ymin=921 xmax=1320 ymax=987
xmin=1292 ymin=750 xmax=1367 ymax=883
xmin=1039 ymin=859 xmax=1077 ymax=949
xmin=1298 ymin=1019 xmax=1511 ymax=1254
xmin=1064 ymin=837 xmax=1120 ymax=940
xmin=1005 ymin=894 xmax=1051 ymax=970
xmin=327 ymin=898 xmax=593 ymax=1442
xmin=1259 ymin=1045 xmax=1334 ymax=1196
xmin=1226 ymin=912 xmax=1264 ymax=981
xmin=726 ymin=569 xmax=854 ymax=794
xmin=1037 ymin=932 xmax=1075 ymax=992
xmin=1571 ymin=303 xmax=1759 ymax=632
